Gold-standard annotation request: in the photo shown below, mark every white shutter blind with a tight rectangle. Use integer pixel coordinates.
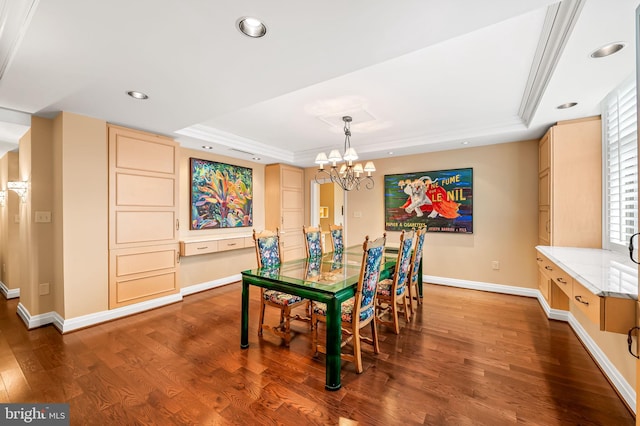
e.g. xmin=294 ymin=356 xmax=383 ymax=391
xmin=604 ymin=76 xmax=638 ymax=249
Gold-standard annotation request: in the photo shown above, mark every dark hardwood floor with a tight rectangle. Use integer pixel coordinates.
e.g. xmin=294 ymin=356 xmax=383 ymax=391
xmin=0 ymin=283 xmax=634 ymax=425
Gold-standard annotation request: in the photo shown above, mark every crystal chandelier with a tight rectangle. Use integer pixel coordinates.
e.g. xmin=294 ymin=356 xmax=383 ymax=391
xmin=314 ymin=116 xmax=375 ymax=191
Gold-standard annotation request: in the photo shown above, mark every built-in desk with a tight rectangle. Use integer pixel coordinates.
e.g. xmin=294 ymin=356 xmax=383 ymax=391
xmin=536 ymin=246 xmax=637 ymax=334
xmin=180 ymin=235 xmax=253 ymax=257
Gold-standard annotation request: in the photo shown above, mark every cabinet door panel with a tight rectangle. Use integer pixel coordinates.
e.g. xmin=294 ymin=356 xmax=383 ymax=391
xmin=114 ymin=272 xmax=177 ymax=304
xmin=116 ymin=173 xmax=175 ymax=206
xmin=114 ymin=132 xmax=176 ymax=174
xmin=115 ymin=211 xmax=176 ymax=244
xmin=115 ymin=247 xmax=176 ymax=276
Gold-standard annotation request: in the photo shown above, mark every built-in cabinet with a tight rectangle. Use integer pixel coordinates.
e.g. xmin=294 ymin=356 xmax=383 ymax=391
xmin=538 ymin=116 xmax=602 ymax=247
xmin=108 ymin=125 xmax=180 ymax=308
xmin=536 ymin=247 xmax=635 ymax=334
xmin=265 ymin=164 xmax=304 ymax=261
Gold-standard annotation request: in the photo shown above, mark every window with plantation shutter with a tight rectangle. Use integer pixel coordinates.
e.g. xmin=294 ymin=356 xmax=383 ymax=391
xmin=603 ymin=76 xmax=638 ymax=251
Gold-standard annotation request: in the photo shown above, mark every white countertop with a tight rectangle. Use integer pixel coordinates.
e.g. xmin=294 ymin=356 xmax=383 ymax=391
xmin=536 ymin=246 xmax=638 ymax=300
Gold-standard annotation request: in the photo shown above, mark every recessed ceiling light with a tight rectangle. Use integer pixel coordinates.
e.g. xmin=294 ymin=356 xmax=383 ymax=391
xmin=237 ymin=17 xmax=267 ymax=38
xmin=388 ymin=151 xmax=394 ymax=155
xmin=557 ymin=102 xmax=578 ymax=109
xmin=461 ymin=141 xmax=469 ymax=145
xmin=202 ymin=145 xmax=214 ymax=150
xmin=590 ymin=42 xmax=625 ymax=58
xmin=127 ymin=90 xmax=148 ymax=100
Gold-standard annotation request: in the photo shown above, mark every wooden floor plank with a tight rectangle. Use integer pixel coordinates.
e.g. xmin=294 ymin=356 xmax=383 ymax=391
xmin=0 ymin=283 xmax=634 ymax=425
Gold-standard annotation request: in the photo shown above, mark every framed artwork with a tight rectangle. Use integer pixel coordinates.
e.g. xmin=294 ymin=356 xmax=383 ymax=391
xmin=190 ymin=158 xmax=253 ymax=229
xmin=384 ymin=168 xmax=473 ymax=233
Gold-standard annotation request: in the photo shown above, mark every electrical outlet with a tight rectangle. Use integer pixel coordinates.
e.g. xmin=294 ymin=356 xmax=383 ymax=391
xmin=491 ymin=261 xmax=500 ymax=270
xmin=35 ymin=211 xmax=51 ymax=223
xmin=39 ymin=282 xmax=50 ymax=295
xmin=353 ymin=211 xmax=362 ymax=218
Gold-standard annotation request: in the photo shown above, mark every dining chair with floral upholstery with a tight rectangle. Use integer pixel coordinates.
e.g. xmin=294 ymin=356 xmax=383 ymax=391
xmin=375 ymin=229 xmax=414 ymax=334
xmin=311 ymin=234 xmax=386 ymax=374
xmin=253 ymin=228 xmax=308 ymax=346
xmin=303 ymin=225 xmax=324 ymax=258
xmin=407 ymin=227 xmax=425 ymax=315
xmin=329 ymin=224 xmax=344 ymax=253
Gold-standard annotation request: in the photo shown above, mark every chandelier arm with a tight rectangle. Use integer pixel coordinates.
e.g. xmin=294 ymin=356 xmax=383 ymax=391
xmin=363 ymin=176 xmax=375 ymax=190
xmin=314 ymin=168 xmax=333 ymax=185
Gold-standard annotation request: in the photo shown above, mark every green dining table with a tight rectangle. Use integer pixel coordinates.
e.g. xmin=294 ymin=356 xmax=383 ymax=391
xmin=240 ymin=246 xmax=397 ymax=391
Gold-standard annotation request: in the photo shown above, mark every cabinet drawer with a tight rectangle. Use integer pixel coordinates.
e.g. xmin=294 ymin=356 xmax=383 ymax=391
xmin=572 ymin=282 xmax=635 ymax=334
xmin=181 ymin=241 xmax=218 ymax=256
xmin=244 ymin=236 xmax=255 ymax=248
xmin=571 ymin=280 xmax=601 ymax=324
xmin=538 ymin=253 xmax=571 ymax=296
xmin=538 ymin=272 xmax=550 ymax=303
xmin=218 ymin=237 xmax=245 ymax=252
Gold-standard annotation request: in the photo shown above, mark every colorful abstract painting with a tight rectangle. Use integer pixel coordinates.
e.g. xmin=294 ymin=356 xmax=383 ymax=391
xmin=190 ymin=158 xmax=253 ymax=229
xmin=384 ymin=168 xmax=473 ymax=233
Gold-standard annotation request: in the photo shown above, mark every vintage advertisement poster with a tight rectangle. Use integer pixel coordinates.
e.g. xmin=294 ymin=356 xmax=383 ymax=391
xmin=384 ymin=168 xmax=473 ymax=233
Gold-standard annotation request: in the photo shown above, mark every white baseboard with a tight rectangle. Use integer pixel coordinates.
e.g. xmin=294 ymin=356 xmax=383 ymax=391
xmin=17 ymin=293 xmax=184 ymax=333
xmin=568 ymin=312 xmax=636 ymax=413
xmin=424 ymin=275 xmax=635 ymax=414
xmin=14 ymin=275 xmax=243 ymax=333
xmin=424 ymin=275 xmax=539 ymax=298
xmin=181 ymin=274 xmax=241 ymax=296
xmin=0 ymin=280 xmax=20 ymax=299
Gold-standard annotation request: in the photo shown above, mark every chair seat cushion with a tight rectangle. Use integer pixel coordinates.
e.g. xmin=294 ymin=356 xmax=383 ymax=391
xmin=377 ymin=278 xmax=405 ymax=297
xmin=313 ymin=299 xmax=374 ymax=323
xmin=263 ymin=290 xmax=303 ymax=306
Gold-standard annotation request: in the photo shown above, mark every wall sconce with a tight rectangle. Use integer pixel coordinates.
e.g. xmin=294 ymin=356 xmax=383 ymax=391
xmin=0 ymin=190 xmax=5 ymax=206
xmin=8 ymin=181 xmax=28 ymax=203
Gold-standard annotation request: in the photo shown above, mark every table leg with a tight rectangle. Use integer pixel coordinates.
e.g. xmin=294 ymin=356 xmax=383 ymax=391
xmin=418 ymin=258 xmax=423 ymax=298
xmin=325 ymin=297 xmax=342 ymax=391
xmin=241 ymin=279 xmax=249 ymax=349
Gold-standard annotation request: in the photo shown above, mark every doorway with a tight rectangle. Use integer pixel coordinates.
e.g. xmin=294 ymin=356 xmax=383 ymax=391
xmin=310 ymin=179 xmax=345 ymax=251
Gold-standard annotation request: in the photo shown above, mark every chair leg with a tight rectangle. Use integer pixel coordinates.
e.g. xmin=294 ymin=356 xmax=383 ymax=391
xmin=353 ymin=326 xmax=363 ymax=373
xmin=258 ymin=300 xmax=266 ymax=337
xmin=370 ymin=319 xmax=380 ymax=354
xmin=312 ymin=315 xmax=318 ymax=356
xmin=391 ymin=297 xmax=400 ymax=335
xmin=282 ymin=306 xmax=292 ymax=347
xmin=407 ymin=285 xmax=416 ymax=316
xmin=402 ymin=291 xmax=411 ymax=322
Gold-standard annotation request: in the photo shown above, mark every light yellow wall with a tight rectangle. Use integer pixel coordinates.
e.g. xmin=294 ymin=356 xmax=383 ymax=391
xmin=0 ymin=152 xmax=19 ymax=289
xmin=178 ymin=148 xmax=265 ymax=289
xmin=5 ymin=152 xmax=21 ymax=291
xmin=306 ymin=139 xmax=540 ymax=288
xmin=319 ymin=182 xmax=334 ymax=230
xmin=58 ymin=112 xmax=109 ymax=318
xmin=305 ymin=137 xmax=635 ymax=393
xmin=21 ymin=117 xmax=55 ymax=315
xmin=0 ymin=154 xmax=6 ymax=287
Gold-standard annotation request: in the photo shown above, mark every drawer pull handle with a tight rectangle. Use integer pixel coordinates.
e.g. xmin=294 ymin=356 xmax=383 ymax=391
xmin=627 ymin=326 xmax=640 ymax=359
xmin=536 ymin=257 xmax=542 ymax=262
xmin=574 ymin=295 xmax=589 ymax=306
xmin=197 ymin=246 xmax=208 ymax=250
xmin=557 ymin=277 xmax=567 ymax=284
xmin=227 ymin=243 xmax=237 ymax=246
xmin=545 ymin=266 xmax=552 ymax=271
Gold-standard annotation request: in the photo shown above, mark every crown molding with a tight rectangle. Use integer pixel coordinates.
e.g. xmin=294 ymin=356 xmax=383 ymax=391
xmin=175 ymin=124 xmax=294 ymax=162
xmin=519 ymin=0 xmax=586 ymax=126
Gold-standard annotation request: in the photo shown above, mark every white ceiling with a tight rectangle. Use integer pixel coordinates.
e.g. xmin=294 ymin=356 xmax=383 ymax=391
xmin=0 ymin=0 xmax=636 ymax=166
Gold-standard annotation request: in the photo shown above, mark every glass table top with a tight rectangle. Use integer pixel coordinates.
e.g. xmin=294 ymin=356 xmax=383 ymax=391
xmin=243 ymin=247 xmax=397 ymax=295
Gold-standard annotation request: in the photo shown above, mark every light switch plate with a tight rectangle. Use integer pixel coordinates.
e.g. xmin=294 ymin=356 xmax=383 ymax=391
xmin=35 ymin=211 xmax=51 ymax=223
